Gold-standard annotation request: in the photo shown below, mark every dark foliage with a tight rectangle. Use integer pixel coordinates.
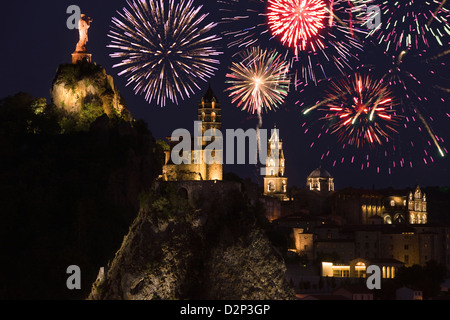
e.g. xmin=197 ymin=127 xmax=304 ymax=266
xmin=0 ymin=92 xmax=162 ymax=299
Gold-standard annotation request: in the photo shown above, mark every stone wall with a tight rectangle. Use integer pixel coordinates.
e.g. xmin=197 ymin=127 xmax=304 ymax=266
xmin=155 ymin=180 xmax=241 ymax=206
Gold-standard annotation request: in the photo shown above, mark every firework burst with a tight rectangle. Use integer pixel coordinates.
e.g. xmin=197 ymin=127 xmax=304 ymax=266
xmin=219 ymin=0 xmax=367 ymax=87
xmin=108 ymin=0 xmax=223 ymax=107
xmin=266 ymin=0 xmax=328 ymax=56
xmin=225 ymin=46 xmax=291 ymax=115
xmin=299 ymin=42 xmax=450 ymax=173
xmin=305 ymin=73 xmax=399 ymax=148
xmin=365 ymin=0 xmax=450 ymax=53
xmin=356 ymin=42 xmax=450 ymax=161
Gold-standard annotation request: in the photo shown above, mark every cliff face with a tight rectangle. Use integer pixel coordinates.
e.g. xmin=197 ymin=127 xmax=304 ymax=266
xmin=88 ymin=187 xmax=295 ymax=300
xmin=51 ymin=61 xmax=130 ymax=120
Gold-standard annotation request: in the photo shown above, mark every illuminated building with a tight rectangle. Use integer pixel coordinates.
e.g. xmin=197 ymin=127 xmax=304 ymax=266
xmin=162 ymin=86 xmax=223 ymax=182
xmin=321 ymin=258 xmax=403 ymax=279
xmin=307 ymin=166 xmax=334 ymax=193
xmin=263 ymin=125 xmax=289 ymax=201
xmin=332 ymin=184 xmax=428 ymax=225
xmin=408 ymin=186 xmax=427 ymax=224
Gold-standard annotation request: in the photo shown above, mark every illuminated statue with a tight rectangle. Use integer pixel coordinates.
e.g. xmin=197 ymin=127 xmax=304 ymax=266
xmin=72 ymin=14 xmax=93 ymax=64
xmin=76 ymin=14 xmax=93 ymax=52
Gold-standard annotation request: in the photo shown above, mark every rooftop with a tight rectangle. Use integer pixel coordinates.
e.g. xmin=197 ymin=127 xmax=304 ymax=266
xmin=201 ymin=85 xmax=219 ymax=104
xmin=308 ymin=166 xmax=332 ymax=179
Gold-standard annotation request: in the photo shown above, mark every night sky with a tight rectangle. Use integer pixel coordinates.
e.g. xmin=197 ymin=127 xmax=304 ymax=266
xmin=1 ymin=0 xmax=449 ymax=190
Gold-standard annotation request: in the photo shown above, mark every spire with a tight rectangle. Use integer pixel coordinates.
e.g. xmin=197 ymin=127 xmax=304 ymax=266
xmin=202 ymin=84 xmax=218 ymax=104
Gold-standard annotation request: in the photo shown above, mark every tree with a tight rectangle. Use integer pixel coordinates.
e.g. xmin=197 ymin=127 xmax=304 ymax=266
xmin=395 ymin=260 xmax=447 ymax=299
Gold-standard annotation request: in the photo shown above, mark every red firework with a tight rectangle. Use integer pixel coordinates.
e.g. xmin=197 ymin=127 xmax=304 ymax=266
xmin=267 ymin=0 xmax=327 ymax=56
xmin=320 ymin=74 xmax=400 ymax=148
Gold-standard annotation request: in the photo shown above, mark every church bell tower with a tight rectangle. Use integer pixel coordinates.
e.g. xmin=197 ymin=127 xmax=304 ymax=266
xmin=263 ymin=125 xmax=288 ymax=201
xmin=198 ymin=85 xmax=221 ymax=137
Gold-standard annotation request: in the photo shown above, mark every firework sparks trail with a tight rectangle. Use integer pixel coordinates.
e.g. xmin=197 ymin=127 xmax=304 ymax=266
xmin=381 ymin=48 xmax=448 ymax=158
xmin=365 ymin=0 xmax=450 ymax=52
xmin=416 ymin=111 xmax=446 ymax=157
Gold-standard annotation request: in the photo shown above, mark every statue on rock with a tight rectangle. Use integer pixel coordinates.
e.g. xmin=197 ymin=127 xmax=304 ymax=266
xmin=76 ymin=14 xmax=93 ymax=52
xmin=72 ymin=14 xmax=93 ymax=64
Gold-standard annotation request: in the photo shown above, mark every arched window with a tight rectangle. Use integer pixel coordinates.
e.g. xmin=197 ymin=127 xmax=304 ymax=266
xmin=394 ymin=213 xmax=405 ymax=224
xmin=268 ymin=181 xmax=275 ymax=192
xmin=211 ymin=112 xmax=216 ymax=122
xmin=384 ymin=215 xmax=392 ymax=224
xmin=178 ymin=187 xmax=188 ymax=199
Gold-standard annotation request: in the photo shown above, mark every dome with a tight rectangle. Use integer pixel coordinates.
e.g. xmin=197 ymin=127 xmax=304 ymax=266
xmin=308 ymin=167 xmax=332 ymax=178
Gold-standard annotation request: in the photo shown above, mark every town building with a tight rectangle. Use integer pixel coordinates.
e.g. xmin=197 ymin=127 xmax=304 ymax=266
xmin=273 ymin=167 xmax=450 ymax=275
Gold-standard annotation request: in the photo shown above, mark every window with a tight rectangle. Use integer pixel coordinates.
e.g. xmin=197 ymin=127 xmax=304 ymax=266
xmin=404 ymin=244 xmax=409 ymax=250
xmin=268 ymin=181 xmax=275 ymax=192
xmin=390 ymin=200 xmax=395 ymax=207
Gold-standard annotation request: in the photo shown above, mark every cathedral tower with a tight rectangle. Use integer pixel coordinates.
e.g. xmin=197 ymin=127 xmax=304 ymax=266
xmin=263 ymin=125 xmax=288 ymax=201
xmin=198 ymin=85 xmax=222 ymax=181
xmin=162 ymin=86 xmax=223 ymax=181
xmin=198 ymin=85 xmax=221 ymax=137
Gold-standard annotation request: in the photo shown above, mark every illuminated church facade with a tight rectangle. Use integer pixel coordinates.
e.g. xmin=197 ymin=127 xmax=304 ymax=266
xmin=333 ymin=183 xmax=428 ymax=226
xmin=263 ymin=126 xmax=289 ymax=201
xmin=162 ymin=86 xmax=223 ymax=182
